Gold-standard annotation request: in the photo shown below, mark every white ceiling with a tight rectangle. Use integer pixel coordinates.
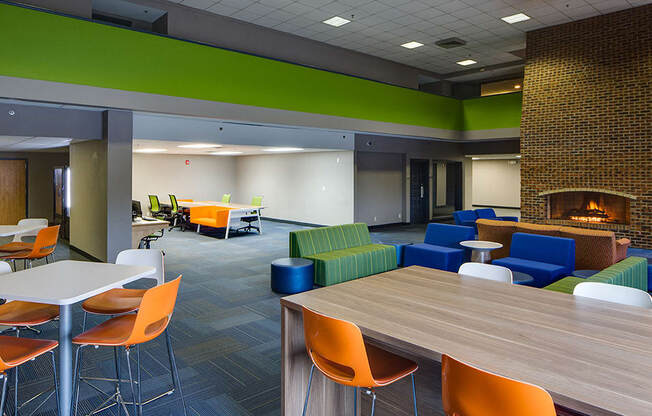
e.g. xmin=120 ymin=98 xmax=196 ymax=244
xmin=168 ymin=0 xmax=650 ymax=75
xmin=0 ymin=136 xmax=72 ymax=152
xmin=133 ymin=139 xmax=335 ymax=155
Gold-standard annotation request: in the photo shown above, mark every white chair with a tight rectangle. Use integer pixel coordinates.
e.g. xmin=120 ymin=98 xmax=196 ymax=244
xmin=573 ymin=282 xmax=652 ymax=308
xmin=0 ymin=218 xmax=48 ymax=252
xmin=116 ymin=248 xmax=165 ymax=286
xmin=0 ymin=262 xmax=11 ymax=275
xmin=458 ymin=262 xmax=513 ymax=283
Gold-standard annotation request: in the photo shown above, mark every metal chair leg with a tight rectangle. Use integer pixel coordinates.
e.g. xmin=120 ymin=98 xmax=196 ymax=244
xmin=14 ymin=365 xmax=18 ymax=416
xmin=73 ymin=345 xmax=85 ymax=416
xmin=370 ymin=389 xmax=377 ymax=416
xmin=0 ymin=373 xmax=7 ymax=415
xmin=353 ymin=386 xmax=357 ymax=415
xmin=136 ymin=345 xmax=142 ymax=416
xmin=125 ymin=348 xmax=138 ymax=416
xmin=411 ymin=373 xmax=418 ymax=416
xmin=165 ymin=330 xmax=187 ymax=416
xmin=115 ymin=347 xmax=123 ymax=416
xmin=301 ymin=364 xmax=315 ymax=416
xmin=51 ymin=350 xmax=60 ymax=415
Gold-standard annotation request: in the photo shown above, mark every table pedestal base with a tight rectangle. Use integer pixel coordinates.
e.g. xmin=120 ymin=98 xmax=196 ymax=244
xmin=471 ymin=250 xmax=492 ymax=264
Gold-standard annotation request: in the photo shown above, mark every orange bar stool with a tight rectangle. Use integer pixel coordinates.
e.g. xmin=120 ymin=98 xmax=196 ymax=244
xmin=302 ymin=307 xmax=418 ymax=416
xmin=72 ymin=277 xmax=187 ymax=416
xmin=1 ymin=225 xmax=60 ymax=271
xmin=0 ymin=262 xmax=59 ymax=336
xmin=441 ymin=354 xmax=556 ymax=416
xmin=0 ymin=336 xmax=59 ymax=416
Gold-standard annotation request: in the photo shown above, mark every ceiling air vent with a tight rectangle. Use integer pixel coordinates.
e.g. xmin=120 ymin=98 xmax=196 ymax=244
xmin=435 ymin=37 xmax=466 ymax=49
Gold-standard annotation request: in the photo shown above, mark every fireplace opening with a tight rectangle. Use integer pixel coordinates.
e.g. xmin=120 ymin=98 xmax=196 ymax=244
xmin=547 ymin=191 xmax=630 ymax=225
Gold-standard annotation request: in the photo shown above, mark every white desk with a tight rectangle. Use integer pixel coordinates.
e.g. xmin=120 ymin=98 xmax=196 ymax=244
xmin=0 ymin=260 xmax=155 ymax=416
xmin=132 ymin=218 xmax=169 ymax=248
xmin=0 ymin=224 xmax=45 ymax=238
xmin=180 ymin=201 xmax=265 ymax=239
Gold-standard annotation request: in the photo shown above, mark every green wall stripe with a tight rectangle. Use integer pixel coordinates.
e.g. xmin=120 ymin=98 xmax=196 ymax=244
xmin=0 ymin=3 xmax=522 ymax=132
xmin=462 ymin=92 xmax=523 ymax=131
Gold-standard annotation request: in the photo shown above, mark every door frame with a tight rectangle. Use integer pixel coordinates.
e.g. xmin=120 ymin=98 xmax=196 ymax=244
xmin=0 ymin=158 xmax=28 ymax=221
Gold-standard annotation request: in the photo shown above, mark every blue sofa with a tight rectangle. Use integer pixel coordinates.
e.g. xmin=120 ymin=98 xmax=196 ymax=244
xmin=403 ymin=223 xmax=475 ymax=272
xmin=493 ymin=233 xmax=575 ymax=288
xmin=453 ymin=209 xmax=518 ymax=232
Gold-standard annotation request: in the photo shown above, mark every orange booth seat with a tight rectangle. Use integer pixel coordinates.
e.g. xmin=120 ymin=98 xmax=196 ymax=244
xmin=190 ymin=205 xmax=233 ymax=229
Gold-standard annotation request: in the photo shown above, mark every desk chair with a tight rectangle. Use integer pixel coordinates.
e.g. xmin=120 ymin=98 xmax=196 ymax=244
xmin=148 ymin=195 xmax=169 ymax=219
xmin=221 ymin=194 xmax=231 ymax=203
xmin=73 ymin=277 xmax=187 ymax=416
xmin=573 ymin=282 xmax=652 ymax=308
xmin=458 ymin=263 xmax=513 ymax=283
xmin=301 ymin=307 xmax=418 ymax=416
xmin=442 ymin=354 xmax=555 ymax=416
xmin=0 ymin=219 xmax=48 ymax=253
xmin=1 ymin=226 xmax=60 ymax=270
xmin=168 ymin=195 xmax=185 ymax=231
xmin=237 ymin=196 xmax=263 ymax=234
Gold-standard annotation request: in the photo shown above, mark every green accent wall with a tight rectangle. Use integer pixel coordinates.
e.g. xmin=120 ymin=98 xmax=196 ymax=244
xmin=0 ymin=3 xmax=521 ymax=132
xmin=462 ymin=93 xmax=522 ymax=130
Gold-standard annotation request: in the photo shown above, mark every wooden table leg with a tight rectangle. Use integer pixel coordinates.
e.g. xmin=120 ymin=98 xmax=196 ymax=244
xmin=281 ymin=305 xmax=356 ymax=416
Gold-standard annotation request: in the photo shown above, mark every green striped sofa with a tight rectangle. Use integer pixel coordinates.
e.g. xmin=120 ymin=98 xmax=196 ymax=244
xmin=289 ymin=223 xmax=397 ymax=286
xmin=544 ymin=256 xmax=648 ymax=294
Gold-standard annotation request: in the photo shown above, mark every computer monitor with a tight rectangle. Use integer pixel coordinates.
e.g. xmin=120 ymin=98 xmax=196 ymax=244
xmin=132 ymin=200 xmax=142 ymax=217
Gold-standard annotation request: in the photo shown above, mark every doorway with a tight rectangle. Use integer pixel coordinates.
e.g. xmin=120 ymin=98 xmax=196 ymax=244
xmin=53 ymin=166 xmax=70 ymax=239
xmin=410 ymin=159 xmax=430 ymax=224
xmin=432 ymin=161 xmax=463 ymax=219
xmin=0 ymin=159 xmax=27 ymax=224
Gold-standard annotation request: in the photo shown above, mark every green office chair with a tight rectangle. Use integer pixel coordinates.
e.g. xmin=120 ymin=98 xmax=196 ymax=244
xmin=221 ymin=193 xmax=232 ymax=204
xmin=168 ymin=194 xmax=185 ymax=231
xmin=148 ymin=195 xmax=168 ymax=219
xmin=237 ymin=196 xmax=263 ymax=234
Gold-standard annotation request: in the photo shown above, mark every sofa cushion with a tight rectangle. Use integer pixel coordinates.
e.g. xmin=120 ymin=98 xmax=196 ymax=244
xmin=403 ymin=243 xmax=465 ymax=272
xmin=559 ymin=227 xmax=616 ymax=270
xmin=475 ymin=208 xmax=497 ymax=219
xmin=453 ymin=210 xmax=478 ymax=227
xmin=424 ymin=223 xmax=475 ymax=248
xmin=476 ymin=219 xmax=517 ymax=259
xmin=516 ymin=222 xmax=562 ymax=237
xmin=304 ymin=244 xmax=396 ymax=286
xmin=493 ymin=257 xmax=570 ymax=288
xmin=289 ymin=223 xmax=371 ymax=257
xmin=510 ymin=233 xmax=575 ymax=269
xmin=543 ymin=276 xmax=587 ymax=294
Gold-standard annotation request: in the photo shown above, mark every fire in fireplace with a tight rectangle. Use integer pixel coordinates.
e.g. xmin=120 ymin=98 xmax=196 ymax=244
xmin=547 ymin=191 xmax=630 ymax=225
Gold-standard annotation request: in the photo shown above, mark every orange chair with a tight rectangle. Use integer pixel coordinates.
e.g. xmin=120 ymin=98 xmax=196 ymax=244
xmin=1 ymin=225 xmax=60 ymax=270
xmin=72 ymin=277 xmax=187 ymax=416
xmin=0 ymin=336 xmax=59 ymax=415
xmin=302 ymin=307 xmax=418 ymax=416
xmin=189 ymin=205 xmax=232 ymax=232
xmin=441 ymin=354 xmax=556 ymax=416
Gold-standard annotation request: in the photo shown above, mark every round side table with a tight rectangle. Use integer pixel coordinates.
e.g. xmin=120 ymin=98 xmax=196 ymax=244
xmin=459 ymin=240 xmax=503 ymax=264
xmin=271 ymin=258 xmax=314 ymax=294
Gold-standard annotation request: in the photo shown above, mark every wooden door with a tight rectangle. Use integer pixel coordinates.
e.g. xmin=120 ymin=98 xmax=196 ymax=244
xmin=0 ymin=160 xmax=27 ymax=224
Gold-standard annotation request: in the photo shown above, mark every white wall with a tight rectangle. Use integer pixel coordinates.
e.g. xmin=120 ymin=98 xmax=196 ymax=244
xmin=355 ymin=152 xmax=404 ymax=225
xmin=132 ymin=153 xmax=236 ymax=214
xmin=235 ymin=151 xmax=354 ymax=225
xmin=472 ymin=159 xmax=521 ymax=208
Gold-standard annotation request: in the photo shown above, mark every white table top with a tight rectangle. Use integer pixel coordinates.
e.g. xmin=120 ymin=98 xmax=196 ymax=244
xmin=459 ymin=240 xmax=503 ymax=250
xmin=132 ymin=217 xmax=169 ymax=227
xmin=0 ymin=224 xmax=44 ymax=237
xmin=0 ymin=260 xmax=155 ymax=305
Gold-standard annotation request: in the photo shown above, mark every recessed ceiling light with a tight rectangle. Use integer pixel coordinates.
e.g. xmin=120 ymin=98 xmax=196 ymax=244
xmin=456 ymin=59 xmax=477 ymax=66
xmin=134 ymin=148 xmax=167 ymax=153
xmin=323 ymin=16 xmax=350 ymax=27
xmin=211 ymin=151 xmax=243 ymax=155
xmin=401 ymin=41 xmax=424 ymax=49
xmin=263 ymin=147 xmax=304 ymax=152
xmin=177 ymin=143 xmax=222 ymax=149
xmin=501 ymin=13 xmax=530 ymax=24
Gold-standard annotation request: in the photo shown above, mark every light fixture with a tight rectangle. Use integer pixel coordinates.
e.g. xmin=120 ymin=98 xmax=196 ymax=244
xmin=263 ymin=147 xmax=304 ymax=152
xmin=134 ymin=148 xmax=167 ymax=153
xmin=501 ymin=13 xmax=530 ymax=24
xmin=323 ymin=16 xmax=350 ymax=27
xmin=515 ymin=155 xmax=521 ymax=158
xmin=211 ymin=151 xmax=243 ymax=155
xmin=514 ymin=84 xmax=522 ymax=89
xmin=472 ymin=157 xmax=480 ymax=160
xmin=177 ymin=143 xmax=222 ymax=149
xmin=401 ymin=41 xmax=424 ymax=49
xmin=456 ymin=59 xmax=477 ymax=66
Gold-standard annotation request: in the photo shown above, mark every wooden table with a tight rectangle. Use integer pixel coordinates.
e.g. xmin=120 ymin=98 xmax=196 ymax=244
xmin=0 ymin=261 xmax=155 ymax=416
xmin=132 ymin=218 xmax=169 ymax=248
xmin=179 ymin=200 xmax=264 ymax=239
xmin=281 ymin=266 xmax=652 ymax=416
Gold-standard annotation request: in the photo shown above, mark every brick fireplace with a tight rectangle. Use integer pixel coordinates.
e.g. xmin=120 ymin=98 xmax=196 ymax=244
xmin=520 ymin=6 xmax=652 ymax=248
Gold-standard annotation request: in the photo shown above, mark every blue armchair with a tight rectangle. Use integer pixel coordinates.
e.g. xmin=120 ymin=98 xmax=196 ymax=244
xmin=493 ymin=233 xmax=575 ymax=288
xmin=475 ymin=208 xmax=519 ymax=222
xmin=453 ymin=210 xmax=478 ymax=229
xmin=403 ymin=223 xmax=475 ymax=272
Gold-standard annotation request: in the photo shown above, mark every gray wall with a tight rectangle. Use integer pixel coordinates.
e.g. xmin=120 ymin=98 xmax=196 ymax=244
xmin=0 ymin=151 xmax=68 ymax=223
xmin=355 ymin=152 xmax=405 ymax=226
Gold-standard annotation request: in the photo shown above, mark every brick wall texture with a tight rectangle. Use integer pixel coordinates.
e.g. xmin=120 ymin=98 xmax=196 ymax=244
xmin=521 ymin=5 xmax=652 ymax=249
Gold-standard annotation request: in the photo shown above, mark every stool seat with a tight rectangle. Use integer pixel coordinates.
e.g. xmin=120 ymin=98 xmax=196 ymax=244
xmin=0 ymin=301 xmax=60 ymax=326
xmin=0 ymin=336 xmax=58 ymax=368
xmin=82 ymin=288 xmax=146 ymax=315
xmin=271 ymin=258 xmax=314 ymax=294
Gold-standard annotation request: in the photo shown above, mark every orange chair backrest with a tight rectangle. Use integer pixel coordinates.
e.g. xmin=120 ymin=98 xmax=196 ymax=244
xmin=27 ymin=225 xmax=60 ymax=258
xmin=441 ymin=355 xmax=556 ymax=416
xmin=302 ymin=307 xmax=376 ymax=387
xmin=124 ymin=276 xmax=181 ymax=345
